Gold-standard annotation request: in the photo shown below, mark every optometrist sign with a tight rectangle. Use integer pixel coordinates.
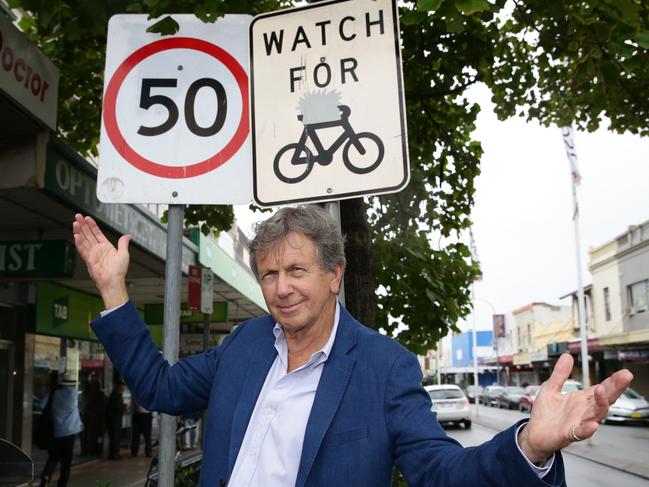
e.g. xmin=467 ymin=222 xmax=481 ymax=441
xmin=250 ymin=0 xmax=409 ymax=206
xmin=98 ymin=14 xmax=252 ymax=204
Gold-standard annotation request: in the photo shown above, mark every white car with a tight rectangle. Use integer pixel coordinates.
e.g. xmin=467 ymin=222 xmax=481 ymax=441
xmin=561 ymin=380 xmax=583 ymax=394
xmin=606 ymin=387 xmax=649 ymax=424
xmin=425 ymin=385 xmax=471 ymax=429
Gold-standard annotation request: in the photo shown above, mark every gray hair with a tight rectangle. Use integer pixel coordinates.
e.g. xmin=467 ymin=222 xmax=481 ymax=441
xmin=249 ymin=206 xmax=346 ymax=279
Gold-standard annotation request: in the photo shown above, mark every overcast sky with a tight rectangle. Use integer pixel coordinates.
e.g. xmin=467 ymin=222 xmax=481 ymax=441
xmin=235 ymin=82 xmax=649 ymax=334
xmin=463 ymin=83 xmax=649 ymax=332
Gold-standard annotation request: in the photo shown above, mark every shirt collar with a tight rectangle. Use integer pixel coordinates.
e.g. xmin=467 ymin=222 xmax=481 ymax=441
xmin=273 ymin=300 xmax=340 ymax=365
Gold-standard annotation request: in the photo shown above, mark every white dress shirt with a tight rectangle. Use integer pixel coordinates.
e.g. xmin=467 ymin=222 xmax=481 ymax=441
xmin=228 ymin=303 xmax=341 ymax=486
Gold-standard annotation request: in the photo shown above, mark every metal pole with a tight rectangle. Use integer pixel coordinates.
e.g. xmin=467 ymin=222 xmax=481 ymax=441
xmin=571 ymin=184 xmax=590 ymax=389
xmin=320 ymin=201 xmax=345 ymax=307
xmin=436 ymin=341 xmax=441 ymax=385
xmin=201 ymin=312 xmax=210 ymax=449
xmin=471 ymin=282 xmax=480 ymax=417
xmin=159 ymin=204 xmax=184 ymax=487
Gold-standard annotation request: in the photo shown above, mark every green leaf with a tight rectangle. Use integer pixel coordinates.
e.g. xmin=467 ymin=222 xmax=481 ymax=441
xmin=632 ymin=30 xmax=649 ymax=49
xmin=401 ymin=11 xmax=428 ymax=25
xmin=146 ymin=15 xmax=179 ymax=35
xmin=418 ymin=0 xmax=444 ymax=12
xmin=600 ymin=60 xmax=620 ymax=83
xmin=454 ymin=0 xmax=491 ymax=15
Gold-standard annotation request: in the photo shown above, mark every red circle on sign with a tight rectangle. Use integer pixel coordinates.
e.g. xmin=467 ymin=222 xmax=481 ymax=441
xmin=103 ymin=37 xmax=249 ymax=179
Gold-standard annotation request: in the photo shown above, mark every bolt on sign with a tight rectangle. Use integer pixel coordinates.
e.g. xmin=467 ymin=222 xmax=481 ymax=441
xmin=98 ymin=14 xmax=252 ymax=204
xmin=250 ymin=0 xmax=409 ymax=206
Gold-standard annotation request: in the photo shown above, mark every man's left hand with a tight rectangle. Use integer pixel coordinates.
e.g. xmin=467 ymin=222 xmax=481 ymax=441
xmin=518 ymin=353 xmax=633 ymax=463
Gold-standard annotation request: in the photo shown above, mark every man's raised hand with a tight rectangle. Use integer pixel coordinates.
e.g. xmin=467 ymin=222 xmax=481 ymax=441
xmin=518 ymin=353 xmax=633 ymax=463
xmin=73 ymin=214 xmax=131 ymax=309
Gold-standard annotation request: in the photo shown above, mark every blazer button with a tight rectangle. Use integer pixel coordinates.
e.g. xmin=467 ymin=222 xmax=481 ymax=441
xmin=219 ymin=480 xmax=226 ymax=486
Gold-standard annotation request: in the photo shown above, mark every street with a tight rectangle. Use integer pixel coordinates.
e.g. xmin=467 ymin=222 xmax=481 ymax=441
xmin=445 ymin=405 xmax=649 ymax=486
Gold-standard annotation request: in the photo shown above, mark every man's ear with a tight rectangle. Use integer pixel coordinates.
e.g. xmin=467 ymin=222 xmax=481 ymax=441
xmin=329 ymin=262 xmax=345 ymax=295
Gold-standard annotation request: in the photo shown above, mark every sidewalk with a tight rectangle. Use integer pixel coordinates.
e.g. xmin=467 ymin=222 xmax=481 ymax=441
xmin=470 ymin=405 xmax=649 ymax=481
xmin=32 ymin=447 xmax=150 ymax=487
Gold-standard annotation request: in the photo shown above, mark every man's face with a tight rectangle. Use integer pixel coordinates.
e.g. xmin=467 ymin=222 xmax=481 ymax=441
xmin=256 ymin=232 xmax=343 ymax=335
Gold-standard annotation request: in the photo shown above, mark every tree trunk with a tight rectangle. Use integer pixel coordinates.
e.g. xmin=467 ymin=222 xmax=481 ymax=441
xmin=340 ymin=198 xmax=376 ymax=329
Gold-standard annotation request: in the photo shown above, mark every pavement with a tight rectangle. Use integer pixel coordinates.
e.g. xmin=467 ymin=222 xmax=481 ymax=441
xmin=469 ymin=404 xmax=649 ymax=481
xmin=29 ymin=446 xmax=152 ymax=487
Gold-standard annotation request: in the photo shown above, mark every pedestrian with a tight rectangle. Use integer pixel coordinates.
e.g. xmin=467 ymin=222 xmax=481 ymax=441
xmin=181 ymin=412 xmax=200 ymax=450
xmin=73 ymin=208 xmax=633 ymax=486
xmin=106 ymin=382 xmax=125 ymax=460
xmin=130 ymin=398 xmax=153 ymax=457
xmin=38 ymin=373 xmax=84 ymax=487
xmin=80 ymin=377 xmax=106 ymax=456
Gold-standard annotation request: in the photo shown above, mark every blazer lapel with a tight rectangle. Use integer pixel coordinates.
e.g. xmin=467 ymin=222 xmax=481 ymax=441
xmin=295 ymin=307 xmax=358 ymax=487
xmin=228 ymin=321 xmax=277 ymax=474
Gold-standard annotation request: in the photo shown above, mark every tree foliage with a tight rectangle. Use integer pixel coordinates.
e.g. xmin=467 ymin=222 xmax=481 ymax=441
xmin=8 ymin=0 xmax=648 ymax=354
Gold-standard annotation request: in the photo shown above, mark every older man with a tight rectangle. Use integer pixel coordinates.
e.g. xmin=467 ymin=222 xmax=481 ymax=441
xmin=73 ymin=206 xmax=632 ymax=487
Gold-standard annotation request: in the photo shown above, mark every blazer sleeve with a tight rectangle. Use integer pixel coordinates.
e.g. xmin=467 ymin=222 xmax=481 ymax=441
xmin=385 ymin=351 xmax=566 ymax=487
xmin=91 ymin=300 xmax=240 ymax=416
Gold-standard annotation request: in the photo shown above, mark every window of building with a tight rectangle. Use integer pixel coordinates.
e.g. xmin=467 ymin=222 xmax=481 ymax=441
xmin=628 ymin=279 xmax=648 ymax=313
xmin=603 ymin=287 xmax=611 ymax=321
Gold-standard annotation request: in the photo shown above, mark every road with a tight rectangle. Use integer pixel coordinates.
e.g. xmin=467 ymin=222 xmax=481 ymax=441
xmin=444 ymin=404 xmax=649 ymax=486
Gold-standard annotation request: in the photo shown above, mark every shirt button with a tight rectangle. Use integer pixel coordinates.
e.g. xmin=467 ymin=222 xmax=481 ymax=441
xmin=251 ymin=448 xmax=259 ymax=457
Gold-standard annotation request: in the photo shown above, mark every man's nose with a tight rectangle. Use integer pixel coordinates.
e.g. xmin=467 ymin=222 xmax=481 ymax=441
xmin=276 ymin=273 xmax=294 ymax=298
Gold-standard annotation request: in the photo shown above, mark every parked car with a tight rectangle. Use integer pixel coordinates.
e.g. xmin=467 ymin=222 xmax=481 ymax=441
xmin=519 ymin=385 xmax=541 ymax=413
xmin=425 ymin=385 xmax=472 ymax=429
xmin=464 ymin=385 xmax=483 ymax=404
xmin=605 ymin=387 xmax=649 ymax=424
xmin=561 ymin=380 xmax=583 ymax=394
xmin=496 ymin=386 xmax=525 ymax=409
xmin=480 ymin=385 xmax=505 ymax=407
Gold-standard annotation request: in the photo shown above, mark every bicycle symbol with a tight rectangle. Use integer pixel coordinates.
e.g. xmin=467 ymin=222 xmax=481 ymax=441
xmin=273 ymin=105 xmax=385 ymax=184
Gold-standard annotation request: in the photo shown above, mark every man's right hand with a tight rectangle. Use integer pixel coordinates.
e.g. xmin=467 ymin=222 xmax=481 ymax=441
xmin=73 ymin=213 xmax=131 ymax=309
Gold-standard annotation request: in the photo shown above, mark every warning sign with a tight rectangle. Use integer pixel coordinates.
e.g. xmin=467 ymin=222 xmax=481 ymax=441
xmin=250 ymin=0 xmax=409 ymax=206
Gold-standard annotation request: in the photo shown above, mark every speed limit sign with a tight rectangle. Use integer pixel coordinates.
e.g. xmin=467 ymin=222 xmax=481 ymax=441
xmin=98 ymin=14 xmax=252 ymax=204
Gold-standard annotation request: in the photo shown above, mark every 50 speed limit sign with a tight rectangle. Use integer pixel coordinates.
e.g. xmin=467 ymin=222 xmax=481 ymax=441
xmin=98 ymin=14 xmax=252 ymax=204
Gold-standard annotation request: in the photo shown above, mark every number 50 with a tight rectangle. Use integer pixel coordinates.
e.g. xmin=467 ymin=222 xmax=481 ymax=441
xmin=137 ymin=78 xmax=227 ymax=137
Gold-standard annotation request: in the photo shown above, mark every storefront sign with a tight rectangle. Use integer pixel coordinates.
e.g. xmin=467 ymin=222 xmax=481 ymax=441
xmin=0 ymin=240 xmax=74 ymax=277
xmin=35 ymin=281 xmax=162 ymax=347
xmin=36 ymin=282 xmax=104 ymax=341
xmin=43 ymin=141 xmax=197 ymax=272
xmin=0 ymin=14 xmax=59 ymax=129
xmin=144 ymin=301 xmax=227 ymax=324
xmin=531 ymin=349 xmax=548 ymax=362
xmin=547 ymin=341 xmax=569 ymax=356
xmin=180 ymin=333 xmax=224 ymax=353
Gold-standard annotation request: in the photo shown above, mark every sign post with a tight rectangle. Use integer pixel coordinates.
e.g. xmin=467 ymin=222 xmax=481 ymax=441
xmin=100 ymin=14 xmax=251 ymax=487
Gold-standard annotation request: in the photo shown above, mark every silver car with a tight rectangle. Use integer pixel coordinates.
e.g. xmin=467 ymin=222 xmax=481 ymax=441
xmin=606 ymin=387 xmax=649 ymax=424
xmin=425 ymin=385 xmax=472 ymax=429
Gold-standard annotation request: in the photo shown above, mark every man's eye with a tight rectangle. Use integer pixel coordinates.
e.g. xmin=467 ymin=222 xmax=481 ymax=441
xmin=291 ymin=267 xmax=305 ymax=275
xmin=261 ymin=272 xmax=276 ymax=282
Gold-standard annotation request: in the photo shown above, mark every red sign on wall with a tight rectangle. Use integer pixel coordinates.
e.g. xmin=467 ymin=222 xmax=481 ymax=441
xmin=188 ymin=265 xmax=202 ymax=311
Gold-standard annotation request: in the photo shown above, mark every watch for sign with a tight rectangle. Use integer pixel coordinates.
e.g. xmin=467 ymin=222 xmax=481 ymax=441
xmin=250 ymin=0 xmax=409 ymax=206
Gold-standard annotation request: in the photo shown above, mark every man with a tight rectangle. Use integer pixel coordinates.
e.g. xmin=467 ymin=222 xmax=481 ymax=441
xmin=39 ymin=373 xmax=84 ymax=487
xmin=73 ymin=207 xmax=632 ymax=486
xmin=106 ymin=382 xmax=126 ymax=460
xmin=131 ymin=398 xmax=153 ymax=457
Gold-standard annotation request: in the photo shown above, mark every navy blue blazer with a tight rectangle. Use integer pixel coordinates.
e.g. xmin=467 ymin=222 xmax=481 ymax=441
xmin=92 ymin=301 xmax=565 ymax=486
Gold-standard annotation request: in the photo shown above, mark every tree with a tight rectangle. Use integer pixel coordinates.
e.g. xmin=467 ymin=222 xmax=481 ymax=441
xmin=9 ymin=0 xmax=648 ymax=354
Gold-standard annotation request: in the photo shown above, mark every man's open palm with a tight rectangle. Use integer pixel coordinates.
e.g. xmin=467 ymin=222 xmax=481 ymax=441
xmin=519 ymin=353 xmax=633 ymax=462
xmin=73 ymin=214 xmax=131 ymax=308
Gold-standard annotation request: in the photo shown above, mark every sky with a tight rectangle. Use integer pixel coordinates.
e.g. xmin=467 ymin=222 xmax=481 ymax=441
xmin=463 ymin=83 xmax=649 ymax=332
xmin=235 ymin=82 xmax=649 ymax=335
